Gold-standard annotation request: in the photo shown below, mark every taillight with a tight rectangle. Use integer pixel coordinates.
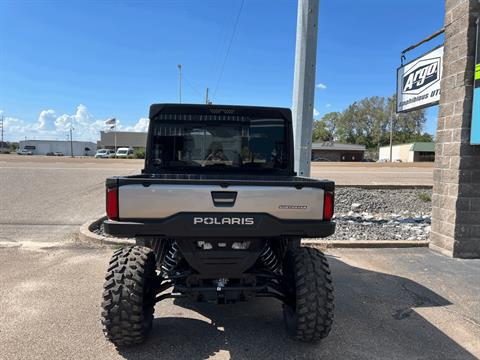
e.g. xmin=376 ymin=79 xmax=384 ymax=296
xmin=323 ymin=191 xmax=334 ymax=221
xmin=106 ymin=188 xmax=118 ymax=220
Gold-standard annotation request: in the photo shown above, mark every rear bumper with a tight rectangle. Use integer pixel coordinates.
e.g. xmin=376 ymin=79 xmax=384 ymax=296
xmin=104 ymin=212 xmax=335 ymax=238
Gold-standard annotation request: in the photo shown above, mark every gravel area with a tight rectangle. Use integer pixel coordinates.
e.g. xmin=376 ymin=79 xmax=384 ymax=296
xmin=334 ymin=187 xmax=432 ymax=214
xmin=93 ymin=187 xmax=432 ymax=241
xmin=330 ymin=187 xmax=432 ymax=241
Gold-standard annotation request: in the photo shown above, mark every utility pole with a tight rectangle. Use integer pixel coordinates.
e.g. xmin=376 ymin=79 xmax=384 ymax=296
xmin=177 ymin=64 xmax=182 ymax=103
xmin=292 ymin=0 xmax=319 ymax=177
xmin=70 ymin=127 xmax=74 ymax=158
xmin=205 ymin=87 xmax=210 ymax=104
xmin=0 ymin=115 xmax=4 ymax=152
xmin=105 ymin=118 xmax=116 ymax=157
xmin=114 ymin=121 xmax=117 ymax=158
xmin=389 ymin=98 xmax=395 ymax=162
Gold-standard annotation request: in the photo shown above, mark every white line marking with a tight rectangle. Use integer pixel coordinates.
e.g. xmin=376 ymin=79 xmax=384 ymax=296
xmin=0 ymin=167 xmax=140 ymax=170
xmin=311 ymin=170 xmax=432 ymax=174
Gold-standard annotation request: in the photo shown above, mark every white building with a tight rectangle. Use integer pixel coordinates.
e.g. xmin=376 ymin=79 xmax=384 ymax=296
xmin=378 ymin=142 xmax=435 ymax=162
xmin=97 ymin=131 xmax=147 ymax=150
xmin=19 ymin=140 xmax=97 ymax=156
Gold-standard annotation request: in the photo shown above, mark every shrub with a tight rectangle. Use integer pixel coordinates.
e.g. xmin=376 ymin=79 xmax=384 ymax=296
xmin=418 ymin=192 xmax=431 ymax=202
xmin=134 ymin=149 xmax=145 ymax=159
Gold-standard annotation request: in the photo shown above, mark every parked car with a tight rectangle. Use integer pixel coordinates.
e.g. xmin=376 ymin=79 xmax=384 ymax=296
xmin=95 ymin=149 xmax=116 ymax=158
xmin=54 ymin=152 xmax=64 ymax=156
xmin=17 ymin=149 xmax=33 ymax=155
xmin=100 ymin=104 xmax=336 ymax=346
xmin=115 ymin=147 xmax=134 ymax=158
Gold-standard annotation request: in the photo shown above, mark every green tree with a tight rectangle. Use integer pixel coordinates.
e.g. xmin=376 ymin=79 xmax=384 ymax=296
xmin=387 ymin=95 xmax=429 ymax=145
xmin=320 ymin=112 xmax=340 ymax=137
xmin=312 ymin=119 xmax=333 ymax=142
xmin=315 ymin=95 xmax=430 ymax=150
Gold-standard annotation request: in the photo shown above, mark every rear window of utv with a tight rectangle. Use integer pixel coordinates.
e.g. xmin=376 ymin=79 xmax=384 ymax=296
xmin=144 ymin=108 xmax=293 ymax=174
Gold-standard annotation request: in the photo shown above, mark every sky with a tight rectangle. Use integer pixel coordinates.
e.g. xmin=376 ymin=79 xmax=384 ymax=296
xmin=0 ymin=0 xmax=445 ymax=142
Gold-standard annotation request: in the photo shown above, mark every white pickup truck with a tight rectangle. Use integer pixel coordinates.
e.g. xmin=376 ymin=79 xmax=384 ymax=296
xmin=101 ymin=104 xmax=335 ymax=346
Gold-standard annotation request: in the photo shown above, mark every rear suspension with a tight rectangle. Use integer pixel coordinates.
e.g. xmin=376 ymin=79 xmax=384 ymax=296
xmin=161 ymin=241 xmax=182 ymax=274
xmin=260 ymin=243 xmax=282 ymax=274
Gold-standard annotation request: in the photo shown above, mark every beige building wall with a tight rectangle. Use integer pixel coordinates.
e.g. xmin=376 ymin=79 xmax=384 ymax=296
xmin=398 ymin=144 xmax=412 ymax=162
xmin=408 ymin=150 xmax=415 ymax=162
xmin=379 ymin=143 xmax=412 ymax=162
xmin=378 ymin=146 xmax=390 ymax=161
xmin=97 ymin=131 xmax=147 ymax=149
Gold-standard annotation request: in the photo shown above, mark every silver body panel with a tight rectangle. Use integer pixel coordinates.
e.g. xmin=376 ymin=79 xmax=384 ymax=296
xmin=119 ymin=184 xmax=325 ymax=220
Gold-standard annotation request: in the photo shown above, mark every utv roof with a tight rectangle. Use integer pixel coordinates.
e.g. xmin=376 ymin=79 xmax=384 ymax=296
xmin=148 ymin=103 xmax=292 ymax=121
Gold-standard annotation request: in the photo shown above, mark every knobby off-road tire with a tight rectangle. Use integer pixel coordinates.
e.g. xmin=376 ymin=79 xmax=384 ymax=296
xmin=283 ymin=247 xmax=334 ymax=342
xmin=101 ymin=246 xmax=157 ymax=347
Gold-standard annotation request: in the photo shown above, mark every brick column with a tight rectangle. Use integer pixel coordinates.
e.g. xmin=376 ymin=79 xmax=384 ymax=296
xmin=431 ymin=0 xmax=480 ymax=258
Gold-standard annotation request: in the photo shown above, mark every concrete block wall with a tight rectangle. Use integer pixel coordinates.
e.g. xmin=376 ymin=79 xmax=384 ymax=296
xmin=431 ymin=0 xmax=480 ymax=258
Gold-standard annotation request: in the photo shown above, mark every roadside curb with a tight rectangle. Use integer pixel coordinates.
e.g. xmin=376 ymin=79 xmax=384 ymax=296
xmin=78 ymin=216 xmax=135 ymax=246
xmin=80 ymin=217 xmax=430 ymax=249
xmin=303 ymin=239 xmax=430 ymax=248
xmin=335 ymin=185 xmax=432 ymax=189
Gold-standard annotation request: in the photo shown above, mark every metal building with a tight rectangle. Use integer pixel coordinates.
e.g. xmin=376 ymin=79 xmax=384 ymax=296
xmin=18 ymin=140 xmax=97 ymax=156
xmin=97 ymin=131 xmax=147 ymax=150
xmin=379 ymin=142 xmax=435 ymax=162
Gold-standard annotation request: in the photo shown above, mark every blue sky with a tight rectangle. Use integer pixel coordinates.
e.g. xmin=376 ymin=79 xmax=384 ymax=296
xmin=0 ymin=0 xmax=444 ymax=141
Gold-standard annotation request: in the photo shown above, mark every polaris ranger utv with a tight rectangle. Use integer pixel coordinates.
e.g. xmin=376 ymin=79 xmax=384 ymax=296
xmin=101 ymin=104 xmax=335 ymax=346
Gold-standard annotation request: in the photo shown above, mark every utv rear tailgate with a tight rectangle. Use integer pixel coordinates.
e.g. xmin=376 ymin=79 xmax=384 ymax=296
xmin=104 ymin=175 xmax=335 ymax=238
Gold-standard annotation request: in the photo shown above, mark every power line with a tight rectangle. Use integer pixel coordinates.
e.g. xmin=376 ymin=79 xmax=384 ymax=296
xmin=183 ymin=72 xmax=204 ymax=100
xmin=209 ymin=4 xmax=236 ymax=85
xmin=212 ymin=0 xmax=245 ymax=101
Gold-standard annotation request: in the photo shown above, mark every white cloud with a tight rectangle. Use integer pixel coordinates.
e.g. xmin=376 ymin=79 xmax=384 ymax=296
xmin=1 ymin=105 xmax=148 ymax=142
xmin=0 ymin=110 xmax=34 ymax=140
xmin=2 ymin=115 xmax=32 ymax=136
xmin=126 ymin=117 xmax=149 ymax=132
xmin=37 ymin=110 xmax=57 ymax=131
xmin=313 ymin=108 xmax=320 ymax=117
xmin=325 ymin=103 xmax=331 ymax=108
xmin=55 ymin=104 xmax=92 ymax=132
xmin=316 ymin=83 xmax=327 ymax=90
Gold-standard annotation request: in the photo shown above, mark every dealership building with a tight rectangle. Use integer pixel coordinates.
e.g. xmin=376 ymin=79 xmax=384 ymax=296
xmin=311 ymin=142 xmax=366 ymax=162
xmin=19 ymin=140 xmax=97 ymax=156
xmin=97 ymin=131 xmax=147 ymax=150
xmin=379 ymin=142 xmax=435 ymax=162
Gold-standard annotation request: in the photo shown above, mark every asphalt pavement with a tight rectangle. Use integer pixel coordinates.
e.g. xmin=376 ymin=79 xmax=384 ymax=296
xmin=0 ymin=156 xmax=432 ymax=247
xmin=0 ymin=155 xmax=139 ymax=246
xmin=1 ymin=155 xmax=476 ymax=360
xmin=0 ymin=245 xmax=478 ymax=360
xmin=310 ymin=162 xmax=433 ymax=186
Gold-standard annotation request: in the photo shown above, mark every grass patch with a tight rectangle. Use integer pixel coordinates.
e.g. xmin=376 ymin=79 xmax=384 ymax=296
xmin=418 ymin=192 xmax=432 ymax=202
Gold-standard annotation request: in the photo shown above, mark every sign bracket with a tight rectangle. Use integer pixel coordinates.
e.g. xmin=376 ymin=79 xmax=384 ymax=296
xmin=400 ymin=28 xmax=445 ymax=65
